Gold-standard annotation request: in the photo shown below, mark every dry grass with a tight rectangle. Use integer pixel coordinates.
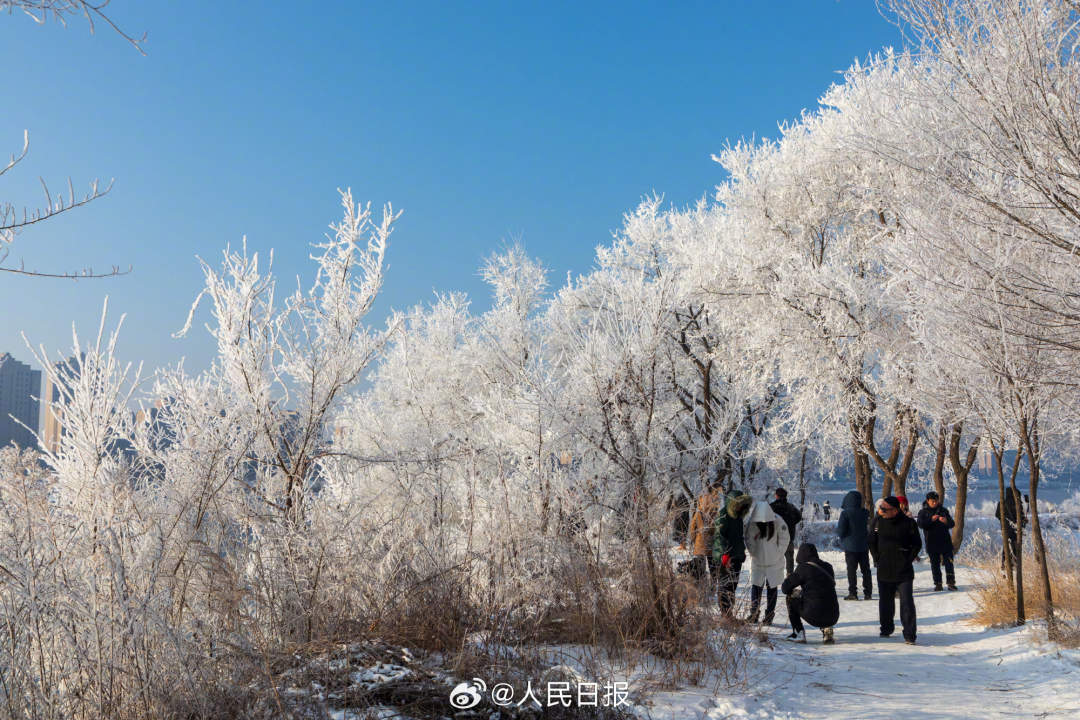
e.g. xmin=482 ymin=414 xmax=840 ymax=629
xmin=969 ymin=544 xmax=1080 ymax=646
xmin=368 ymin=566 xmax=478 ymax=652
xmin=514 ymin=545 xmax=759 ymax=692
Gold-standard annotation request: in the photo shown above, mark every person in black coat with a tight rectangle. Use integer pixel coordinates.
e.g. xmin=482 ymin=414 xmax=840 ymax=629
xmin=836 ymin=490 xmax=872 ymax=601
xmin=916 ymin=491 xmax=956 ymax=591
xmin=770 ymin=488 xmax=803 ymax=576
xmin=994 ymin=490 xmax=1027 ymax=572
xmin=781 ymin=543 xmax=840 ymax=644
xmin=869 ymin=496 xmax=922 ymax=644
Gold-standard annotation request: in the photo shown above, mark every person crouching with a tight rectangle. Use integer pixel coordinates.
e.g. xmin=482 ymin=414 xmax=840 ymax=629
xmin=781 ymin=543 xmax=840 ymax=644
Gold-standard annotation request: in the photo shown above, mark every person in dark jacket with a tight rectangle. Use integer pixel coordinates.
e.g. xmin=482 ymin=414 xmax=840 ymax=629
xmin=770 ymin=488 xmax=802 ymax=576
xmin=836 ymin=490 xmax=872 ymax=600
xmin=916 ymin=491 xmax=957 ymax=591
xmin=869 ymin=496 xmax=922 ymax=644
xmin=994 ymin=490 xmax=1027 ymax=572
xmin=712 ymin=490 xmax=753 ymax=617
xmin=781 ymin=543 xmax=840 ymax=644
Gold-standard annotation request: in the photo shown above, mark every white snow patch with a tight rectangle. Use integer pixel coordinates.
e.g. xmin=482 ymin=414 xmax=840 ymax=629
xmin=637 ymin=551 xmax=1080 ymax=720
xmin=347 ymin=662 xmax=413 ymax=689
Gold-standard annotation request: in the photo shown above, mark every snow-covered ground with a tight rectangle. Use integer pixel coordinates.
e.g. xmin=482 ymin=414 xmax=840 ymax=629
xmin=642 ymin=552 xmax=1080 ymax=720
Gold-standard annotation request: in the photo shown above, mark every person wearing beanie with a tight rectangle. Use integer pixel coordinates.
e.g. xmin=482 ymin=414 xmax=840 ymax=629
xmin=869 ymin=495 xmax=922 ymax=644
xmin=896 ymin=495 xmax=914 ymax=519
xmin=781 ymin=543 xmax=840 ymax=644
xmin=917 ymin=491 xmax=957 ymax=591
xmin=712 ymin=490 xmax=754 ymax=618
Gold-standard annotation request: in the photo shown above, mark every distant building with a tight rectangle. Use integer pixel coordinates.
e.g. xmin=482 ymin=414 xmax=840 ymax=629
xmin=0 ymin=353 xmax=41 ymax=449
xmin=42 ymin=355 xmax=81 ymax=454
xmin=978 ymin=441 xmax=992 ymax=473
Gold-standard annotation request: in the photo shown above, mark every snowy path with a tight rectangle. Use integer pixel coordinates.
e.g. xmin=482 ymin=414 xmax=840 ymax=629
xmin=644 ymin=552 xmax=1080 ymax=720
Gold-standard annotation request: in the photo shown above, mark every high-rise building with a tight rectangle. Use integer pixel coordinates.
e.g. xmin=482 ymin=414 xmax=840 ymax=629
xmin=42 ymin=355 xmax=81 ymax=454
xmin=0 ymin=353 xmax=41 ymax=449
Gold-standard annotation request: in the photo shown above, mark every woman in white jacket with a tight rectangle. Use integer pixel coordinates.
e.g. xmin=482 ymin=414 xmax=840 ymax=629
xmin=744 ymin=500 xmax=791 ymax=624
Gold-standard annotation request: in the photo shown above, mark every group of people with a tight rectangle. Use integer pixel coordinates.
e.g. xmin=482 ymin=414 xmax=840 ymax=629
xmin=687 ymin=487 xmax=840 ymax=644
xmin=810 ymin=500 xmax=832 ymax=521
xmin=686 ymin=485 xmax=962 ymax=646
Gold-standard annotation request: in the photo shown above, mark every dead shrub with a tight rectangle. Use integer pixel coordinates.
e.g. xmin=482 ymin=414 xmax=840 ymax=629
xmin=496 ymin=539 xmax=758 ymax=692
xmin=366 ymin=564 xmax=478 ymax=652
xmin=970 ymin=540 xmax=1080 ymax=646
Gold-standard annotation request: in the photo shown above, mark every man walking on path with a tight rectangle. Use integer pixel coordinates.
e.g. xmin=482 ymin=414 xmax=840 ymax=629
xmin=822 ymin=500 xmax=832 ymax=521
xmin=770 ymin=488 xmax=802 ymax=576
xmin=917 ymin=491 xmax=957 ymax=591
xmin=836 ymin=490 xmax=872 ymax=600
xmin=781 ymin=543 xmax=840 ymax=644
xmin=713 ymin=490 xmax=753 ymax=618
xmin=869 ymin=496 xmax=922 ymax=644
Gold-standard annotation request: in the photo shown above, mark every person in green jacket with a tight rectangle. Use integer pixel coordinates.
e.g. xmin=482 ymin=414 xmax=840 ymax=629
xmin=712 ymin=489 xmax=754 ymax=617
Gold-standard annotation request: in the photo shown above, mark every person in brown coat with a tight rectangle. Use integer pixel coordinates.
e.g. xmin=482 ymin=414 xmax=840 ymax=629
xmin=687 ymin=488 xmax=719 ymax=588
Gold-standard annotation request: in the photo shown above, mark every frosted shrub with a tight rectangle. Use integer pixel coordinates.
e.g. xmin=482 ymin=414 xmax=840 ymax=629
xmin=0 ymin=192 xmax=399 ymax=719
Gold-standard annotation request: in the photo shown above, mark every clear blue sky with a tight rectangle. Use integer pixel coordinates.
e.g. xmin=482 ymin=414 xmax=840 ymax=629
xmin=0 ymin=1 xmax=903 ymax=376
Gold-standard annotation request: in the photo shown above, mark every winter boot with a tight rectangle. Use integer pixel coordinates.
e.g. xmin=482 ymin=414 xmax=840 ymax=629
xmin=763 ymin=586 xmax=778 ymax=625
xmin=844 ymin=593 xmax=858 ymax=601
xmin=786 ymin=629 xmax=806 ymax=643
xmin=934 ymin=584 xmax=944 ymax=591
xmin=863 ymin=591 xmax=872 ymax=600
xmin=947 ymin=583 xmax=958 ymax=591
xmin=747 ymin=584 xmax=763 ymax=623
xmin=822 ymin=627 xmax=835 ymax=645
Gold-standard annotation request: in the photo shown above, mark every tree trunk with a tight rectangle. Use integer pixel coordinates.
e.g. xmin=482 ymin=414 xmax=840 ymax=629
xmin=1002 ymin=440 xmax=1028 ymax=626
xmin=858 ymin=452 xmax=873 ymax=511
xmin=948 ymin=423 xmax=978 ymax=552
xmin=1008 ymin=447 xmax=1026 ymax=626
xmin=852 ymin=438 xmax=873 ymax=515
xmin=864 ymin=409 xmax=917 ymax=500
xmin=1019 ymin=416 xmax=1055 ymax=633
xmin=932 ymin=424 xmax=947 ymax=500
xmin=798 ymin=440 xmax=809 ymax=507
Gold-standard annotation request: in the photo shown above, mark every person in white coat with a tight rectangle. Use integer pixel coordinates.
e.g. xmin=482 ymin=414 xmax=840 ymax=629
xmin=744 ymin=500 xmax=791 ymax=624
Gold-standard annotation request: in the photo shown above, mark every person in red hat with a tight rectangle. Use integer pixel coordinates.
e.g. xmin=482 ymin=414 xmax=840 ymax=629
xmin=895 ymin=495 xmax=914 ymax=519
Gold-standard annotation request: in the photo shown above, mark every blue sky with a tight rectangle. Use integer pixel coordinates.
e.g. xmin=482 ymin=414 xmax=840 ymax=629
xmin=0 ymin=1 xmax=903 ymax=376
